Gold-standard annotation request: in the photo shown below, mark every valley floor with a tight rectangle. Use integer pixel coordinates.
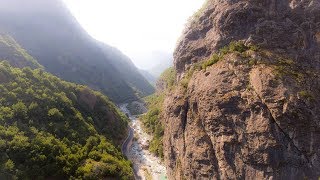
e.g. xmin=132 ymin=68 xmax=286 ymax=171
xmin=120 ymin=104 xmax=167 ymax=180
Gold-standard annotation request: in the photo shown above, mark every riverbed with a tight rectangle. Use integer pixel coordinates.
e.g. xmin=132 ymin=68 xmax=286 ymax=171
xmin=120 ymin=104 xmax=167 ymax=180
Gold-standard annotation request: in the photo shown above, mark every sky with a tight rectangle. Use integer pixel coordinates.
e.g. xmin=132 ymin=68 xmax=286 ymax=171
xmin=62 ymin=0 xmax=205 ymax=69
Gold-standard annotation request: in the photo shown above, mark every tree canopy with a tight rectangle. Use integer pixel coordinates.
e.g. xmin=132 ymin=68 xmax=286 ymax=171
xmin=0 ymin=61 xmax=133 ymax=179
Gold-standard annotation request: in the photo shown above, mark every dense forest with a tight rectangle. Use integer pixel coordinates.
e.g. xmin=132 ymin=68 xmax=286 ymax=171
xmin=0 ymin=61 xmax=133 ymax=179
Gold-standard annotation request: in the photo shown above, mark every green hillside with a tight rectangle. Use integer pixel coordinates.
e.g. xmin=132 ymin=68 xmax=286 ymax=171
xmin=0 ymin=34 xmax=42 ymax=69
xmin=0 ymin=61 xmax=133 ymax=179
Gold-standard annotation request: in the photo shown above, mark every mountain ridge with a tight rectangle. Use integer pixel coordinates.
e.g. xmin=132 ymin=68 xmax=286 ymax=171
xmin=0 ymin=0 xmax=154 ymax=103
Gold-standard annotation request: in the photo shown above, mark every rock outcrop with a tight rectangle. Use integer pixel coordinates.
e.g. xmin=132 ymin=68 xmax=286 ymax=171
xmin=163 ymin=0 xmax=320 ymax=179
xmin=174 ymin=0 xmax=320 ymax=78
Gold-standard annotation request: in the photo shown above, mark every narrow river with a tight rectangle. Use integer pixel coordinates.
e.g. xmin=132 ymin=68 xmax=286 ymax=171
xmin=120 ymin=104 xmax=167 ymax=180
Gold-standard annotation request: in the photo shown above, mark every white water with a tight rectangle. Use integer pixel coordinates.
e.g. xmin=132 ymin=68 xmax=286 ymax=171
xmin=119 ymin=104 xmax=167 ymax=180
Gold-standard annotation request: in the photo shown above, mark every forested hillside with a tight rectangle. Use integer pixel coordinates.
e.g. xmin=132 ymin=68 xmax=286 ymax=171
xmin=0 ymin=0 xmax=154 ymax=103
xmin=0 ymin=61 xmax=133 ymax=179
xmin=0 ymin=34 xmax=42 ymax=69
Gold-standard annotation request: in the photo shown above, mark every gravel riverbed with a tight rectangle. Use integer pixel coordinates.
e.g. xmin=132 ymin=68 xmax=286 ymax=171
xmin=120 ymin=104 xmax=167 ymax=180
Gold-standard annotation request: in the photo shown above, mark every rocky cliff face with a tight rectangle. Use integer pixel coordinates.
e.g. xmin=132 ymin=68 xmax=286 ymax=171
xmin=163 ymin=0 xmax=320 ymax=179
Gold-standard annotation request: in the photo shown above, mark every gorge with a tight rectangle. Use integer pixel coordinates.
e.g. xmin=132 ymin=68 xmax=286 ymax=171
xmin=0 ymin=0 xmax=320 ymax=179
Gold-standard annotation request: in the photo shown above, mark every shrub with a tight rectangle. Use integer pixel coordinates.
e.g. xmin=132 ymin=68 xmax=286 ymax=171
xmin=202 ymin=54 xmax=221 ymax=70
xmin=298 ymin=91 xmax=314 ymax=100
xmin=48 ymin=108 xmax=63 ymax=119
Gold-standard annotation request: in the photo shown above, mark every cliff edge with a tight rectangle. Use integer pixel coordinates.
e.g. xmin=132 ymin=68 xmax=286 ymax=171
xmin=163 ymin=0 xmax=320 ymax=179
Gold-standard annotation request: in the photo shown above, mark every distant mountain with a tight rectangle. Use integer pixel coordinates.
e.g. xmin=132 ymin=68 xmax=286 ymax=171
xmin=0 ymin=0 xmax=154 ymax=103
xmin=148 ymin=61 xmax=172 ymax=78
xmin=133 ymin=51 xmax=173 ymax=78
xmin=139 ymin=69 xmax=156 ymax=85
xmin=146 ymin=52 xmax=173 ymax=78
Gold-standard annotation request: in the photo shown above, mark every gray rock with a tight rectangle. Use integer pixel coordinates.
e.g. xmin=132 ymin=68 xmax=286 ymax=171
xmin=163 ymin=0 xmax=320 ymax=179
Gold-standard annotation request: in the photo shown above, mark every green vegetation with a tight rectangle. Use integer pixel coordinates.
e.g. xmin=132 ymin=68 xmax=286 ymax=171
xmin=199 ymin=41 xmax=257 ymax=71
xmin=180 ymin=41 xmax=259 ymax=89
xmin=126 ymin=102 xmax=141 ymax=115
xmin=159 ymin=67 xmax=177 ymax=90
xmin=273 ymin=57 xmax=305 ymax=84
xmin=141 ymin=93 xmax=165 ymax=159
xmin=180 ymin=66 xmax=198 ymax=90
xmin=298 ymin=90 xmax=314 ymax=100
xmin=0 ymin=35 xmax=43 ymax=69
xmin=140 ymin=67 xmax=177 ymax=159
xmin=187 ymin=0 xmax=210 ymax=26
xmin=0 ymin=61 xmax=133 ymax=179
xmin=201 ymin=54 xmax=221 ymax=70
xmin=141 ymin=42 xmax=259 ymax=159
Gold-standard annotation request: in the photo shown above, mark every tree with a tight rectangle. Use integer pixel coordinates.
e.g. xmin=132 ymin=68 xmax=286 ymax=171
xmin=4 ymin=159 xmax=15 ymax=172
xmin=48 ymin=108 xmax=63 ymax=120
xmin=12 ymin=102 xmax=28 ymax=120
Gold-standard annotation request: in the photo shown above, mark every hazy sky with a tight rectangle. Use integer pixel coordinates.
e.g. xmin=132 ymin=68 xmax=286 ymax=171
xmin=62 ymin=0 xmax=205 ymax=69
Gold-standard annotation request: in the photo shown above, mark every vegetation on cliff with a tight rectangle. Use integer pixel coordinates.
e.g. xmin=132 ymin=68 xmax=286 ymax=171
xmin=164 ymin=0 xmax=320 ymax=177
xmin=180 ymin=41 xmax=259 ymax=89
xmin=0 ymin=61 xmax=133 ymax=179
xmin=141 ymin=67 xmax=176 ymax=159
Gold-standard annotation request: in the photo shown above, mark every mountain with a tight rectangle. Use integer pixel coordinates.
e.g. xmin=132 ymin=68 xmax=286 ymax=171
xmin=139 ymin=69 xmax=157 ymax=85
xmin=155 ymin=0 xmax=320 ymax=179
xmin=0 ymin=61 xmax=133 ymax=179
xmin=0 ymin=0 xmax=154 ymax=103
xmin=0 ymin=34 xmax=42 ymax=69
xmin=146 ymin=52 xmax=173 ymax=78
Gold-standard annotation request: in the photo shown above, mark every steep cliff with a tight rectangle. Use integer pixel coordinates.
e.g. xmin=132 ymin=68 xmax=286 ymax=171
xmin=163 ymin=0 xmax=320 ymax=179
xmin=0 ymin=0 xmax=154 ymax=103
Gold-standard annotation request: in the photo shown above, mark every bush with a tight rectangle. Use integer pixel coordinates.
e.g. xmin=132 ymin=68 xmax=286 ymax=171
xmin=202 ymin=54 xmax=221 ymax=70
xmin=229 ymin=41 xmax=249 ymax=53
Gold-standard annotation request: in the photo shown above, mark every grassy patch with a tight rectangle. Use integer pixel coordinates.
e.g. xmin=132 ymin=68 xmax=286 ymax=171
xmin=180 ymin=41 xmax=259 ymax=89
xmin=273 ymin=58 xmax=305 ymax=83
xmin=159 ymin=67 xmax=176 ymax=90
xmin=141 ymin=92 xmax=165 ymax=159
xmin=298 ymin=90 xmax=314 ymax=100
xmin=202 ymin=54 xmax=220 ymax=70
